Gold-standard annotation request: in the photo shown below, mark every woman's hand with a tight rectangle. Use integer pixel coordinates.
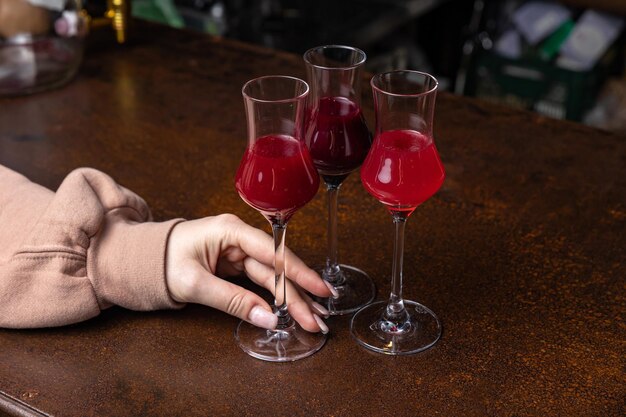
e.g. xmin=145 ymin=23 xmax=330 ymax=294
xmin=165 ymin=214 xmax=331 ymax=333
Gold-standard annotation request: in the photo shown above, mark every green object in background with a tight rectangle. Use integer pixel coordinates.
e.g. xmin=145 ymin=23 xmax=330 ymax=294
xmin=464 ymin=29 xmax=623 ymax=122
xmin=132 ymin=0 xmax=184 ymax=28
xmin=539 ymin=20 xmax=575 ymax=61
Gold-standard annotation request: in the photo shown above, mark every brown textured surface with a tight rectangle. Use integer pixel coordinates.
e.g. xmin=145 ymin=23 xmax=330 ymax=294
xmin=0 ymin=20 xmax=625 ymax=417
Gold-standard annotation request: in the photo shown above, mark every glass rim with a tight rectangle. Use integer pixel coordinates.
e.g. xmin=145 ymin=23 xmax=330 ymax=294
xmin=370 ymin=70 xmax=438 ymax=98
xmin=303 ymin=45 xmax=367 ymax=70
xmin=242 ymin=75 xmax=310 ymax=104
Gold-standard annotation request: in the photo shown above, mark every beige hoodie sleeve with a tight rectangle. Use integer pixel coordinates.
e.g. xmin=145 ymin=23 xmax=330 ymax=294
xmin=0 ymin=165 xmax=184 ymax=328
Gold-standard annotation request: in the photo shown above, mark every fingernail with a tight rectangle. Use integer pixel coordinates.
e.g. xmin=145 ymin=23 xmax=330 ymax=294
xmin=248 ymin=306 xmax=278 ymax=330
xmin=313 ymin=314 xmax=329 ymax=334
xmin=311 ymin=301 xmax=329 ymax=318
xmin=324 ymin=281 xmax=339 ymax=298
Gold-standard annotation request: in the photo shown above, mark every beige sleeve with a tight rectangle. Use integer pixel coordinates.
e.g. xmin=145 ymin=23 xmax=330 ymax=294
xmin=0 ymin=165 xmax=184 ymax=328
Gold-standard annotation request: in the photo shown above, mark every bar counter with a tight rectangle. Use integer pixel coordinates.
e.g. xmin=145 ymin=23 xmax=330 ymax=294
xmin=0 ymin=21 xmax=624 ymax=417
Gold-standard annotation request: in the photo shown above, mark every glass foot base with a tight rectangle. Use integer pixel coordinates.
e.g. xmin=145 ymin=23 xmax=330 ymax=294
xmin=315 ymin=264 xmax=376 ymax=316
xmin=350 ymin=300 xmax=442 ymax=355
xmin=235 ymin=320 xmax=326 ymax=362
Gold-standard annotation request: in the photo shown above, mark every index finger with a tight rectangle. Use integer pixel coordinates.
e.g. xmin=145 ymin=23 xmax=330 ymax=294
xmin=229 ymin=216 xmax=331 ymax=298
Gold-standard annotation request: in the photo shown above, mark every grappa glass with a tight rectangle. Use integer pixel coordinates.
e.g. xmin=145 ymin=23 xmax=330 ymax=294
xmin=234 ymin=75 xmax=325 ymax=361
xmin=303 ymin=45 xmax=376 ymax=315
xmin=351 ymin=70 xmax=444 ymax=355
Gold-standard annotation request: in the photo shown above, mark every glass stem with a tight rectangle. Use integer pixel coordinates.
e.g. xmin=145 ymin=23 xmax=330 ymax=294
xmin=271 ymin=220 xmax=291 ymax=329
xmin=385 ymin=211 xmax=410 ymax=323
xmin=324 ymin=184 xmax=343 ymax=284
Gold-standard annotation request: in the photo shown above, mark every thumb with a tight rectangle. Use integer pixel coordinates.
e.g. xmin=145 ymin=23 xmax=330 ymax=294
xmin=186 ymin=264 xmax=278 ymax=330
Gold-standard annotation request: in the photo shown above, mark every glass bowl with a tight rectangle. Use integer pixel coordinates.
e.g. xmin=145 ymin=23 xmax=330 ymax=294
xmin=0 ymin=0 xmax=88 ymax=96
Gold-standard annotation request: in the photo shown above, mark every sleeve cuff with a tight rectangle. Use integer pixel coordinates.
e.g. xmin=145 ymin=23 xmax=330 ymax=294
xmin=87 ymin=213 xmax=186 ymax=311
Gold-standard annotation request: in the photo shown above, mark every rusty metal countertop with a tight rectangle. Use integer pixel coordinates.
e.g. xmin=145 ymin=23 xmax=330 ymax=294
xmin=0 ymin=20 xmax=624 ymax=417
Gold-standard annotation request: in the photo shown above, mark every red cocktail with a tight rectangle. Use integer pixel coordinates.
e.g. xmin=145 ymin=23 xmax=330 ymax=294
xmin=361 ymin=129 xmax=444 ymax=213
xmin=236 ymin=134 xmax=319 ymax=221
xmin=306 ymin=96 xmax=371 ymax=177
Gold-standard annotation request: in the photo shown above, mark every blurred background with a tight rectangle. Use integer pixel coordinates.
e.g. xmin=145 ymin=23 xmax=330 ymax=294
xmin=130 ymin=0 xmax=626 ymax=132
xmin=1 ymin=0 xmax=625 ymax=132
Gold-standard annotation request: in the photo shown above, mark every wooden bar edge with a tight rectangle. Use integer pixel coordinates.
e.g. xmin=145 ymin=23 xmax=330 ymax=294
xmin=0 ymin=392 xmax=49 ymax=417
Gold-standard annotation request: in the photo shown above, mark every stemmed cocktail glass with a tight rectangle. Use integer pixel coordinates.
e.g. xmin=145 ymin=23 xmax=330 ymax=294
xmin=351 ymin=70 xmax=445 ymax=355
xmin=234 ymin=76 xmax=325 ymax=361
xmin=303 ymin=45 xmax=376 ymax=315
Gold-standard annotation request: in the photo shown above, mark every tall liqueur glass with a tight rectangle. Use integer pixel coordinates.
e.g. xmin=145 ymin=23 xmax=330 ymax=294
xmin=303 ymin=45 xmax=376 ymax=315
xmin=351 ymin=70 xmax=445 ymax=355
xmin=234 ymin=76 xmax=325 ymax=361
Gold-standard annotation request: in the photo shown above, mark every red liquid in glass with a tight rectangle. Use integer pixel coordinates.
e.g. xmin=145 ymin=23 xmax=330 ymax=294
xmin=306 ymin=96 xmax=371 ymax=176
xmin=361 ymin=129 xmax=445 ymax=211
xmin=235 ymin=134 xmax=320 ymax=219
